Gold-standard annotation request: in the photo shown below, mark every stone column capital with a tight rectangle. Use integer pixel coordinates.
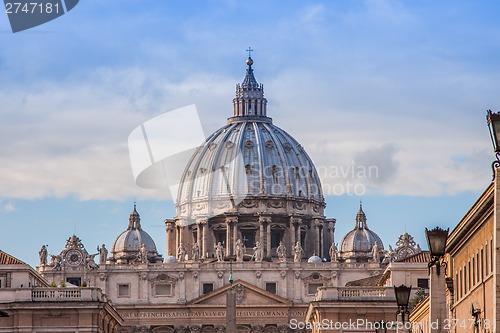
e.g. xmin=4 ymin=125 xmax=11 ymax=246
xmin=225 ymin=216 xmax=238 ymax=224
xmin=259 ymin=216 xmax=271 ymax=224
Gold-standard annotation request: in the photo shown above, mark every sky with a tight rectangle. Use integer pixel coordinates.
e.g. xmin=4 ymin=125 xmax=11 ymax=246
xmin=0 ymin=0 xmax=499 ymax=267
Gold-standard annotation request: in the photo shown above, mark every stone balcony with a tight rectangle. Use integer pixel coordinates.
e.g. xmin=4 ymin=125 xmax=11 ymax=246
xmin=315 ymin=286 xmax=395 ymax=302
xmin=0 ymin=287 xmax=106 ymax=303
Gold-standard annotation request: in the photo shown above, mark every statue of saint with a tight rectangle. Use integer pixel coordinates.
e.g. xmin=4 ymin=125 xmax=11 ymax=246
xmin=214 ymin=242 xmax=224 ymax=262
xmin=292 ymin=241 xmax=303 ymax=263
xmin=235 ymin=239 xmax=245 ymax=262
xmin=276 ymin=241 xmax=286 ymax=263
xmin=252 ymin=241 xmax=263 ymax=262
xmin=372 ymin=241 xmax=380 ymax=263
xmin=177 ymin=243 xmax=186 ymax=263
xmin=39 ymin=245 xmax=48 ymax=266
xmin=329 ymin=243 xmax=338 ymax=262
xmin=138 ymin=243 xmax=148 ymax=264
xmin=192 ymin=243 xmax=200 ymax=261
xmin=97 ymin=244 xmax=108 ymax=265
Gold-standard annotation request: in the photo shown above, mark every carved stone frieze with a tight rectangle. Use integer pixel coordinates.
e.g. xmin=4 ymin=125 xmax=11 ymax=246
xmin=234 ymin=284 xmax=245 ymax=303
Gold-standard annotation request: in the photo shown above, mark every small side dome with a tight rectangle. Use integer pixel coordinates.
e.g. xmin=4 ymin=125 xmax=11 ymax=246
xmin=307 ymin=255 xmax=322 ymax=263
xmin=111 ymin=205 xmax=162 ymax=264
xmin=339 ymin=204 xmax=384 ymax=263
xmin=164 ymin=255 xmax=177 ymax=263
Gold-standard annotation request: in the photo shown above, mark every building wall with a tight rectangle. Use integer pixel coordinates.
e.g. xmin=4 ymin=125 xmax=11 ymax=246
xmin=446 ymin=184 xmax=494 ymax=333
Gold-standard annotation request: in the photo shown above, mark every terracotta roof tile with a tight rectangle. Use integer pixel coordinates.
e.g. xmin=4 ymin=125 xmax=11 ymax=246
xmin=345 ymin=273 xmax=384 ymax=287
xmin=0 ymin=250 xmax=26 ymax=265
xmin=397 ymin=251 xmax=430 ymax=263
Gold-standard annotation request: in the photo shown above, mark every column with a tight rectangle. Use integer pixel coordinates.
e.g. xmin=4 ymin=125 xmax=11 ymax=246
xmin=297 ymin=227 xmax=301 ymax=247
xmin=196 ymin=221 xmax=202 ymax=249
xmin=175 ymin=225 xmax=179 ymax=252
xmin=429 ymin=265 xmax=448 ymax=333
xmin=232 ymin=217 xmax=239 ymax=256
xmin=225 ymin=218 xmax=231 ymax=257
xmin=202 ymin=220 xmax=208 ymax=259
xmin=266 ymin=222 xmax=271 ymax=257
xmin=328 ymin=219 xmax=335 ymax=245
xmin=165 ymin=220 xmax=175 ymax=256
xmin=319 ymin=223 xmax=324 ymax=258
xmin=290 ymin=219 xmax=296 ymax=254
xmin=313 ymin=220 xmax=320 ymax=255
xmin=259 ymin=217 xmax=265 ymax=246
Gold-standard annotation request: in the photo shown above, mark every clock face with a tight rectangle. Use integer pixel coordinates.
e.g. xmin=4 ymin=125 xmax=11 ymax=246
xmin=65 ymin=250 xmax=83 ymax=266
xmin=397 ymin=247 xmax=415 ymax=260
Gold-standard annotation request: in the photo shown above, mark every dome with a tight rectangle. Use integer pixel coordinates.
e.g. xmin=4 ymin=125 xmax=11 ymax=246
xmin=307 ymin=255 xmax=323 ymax=263
xmin=164 ymin=255 xmax=177 ymax=263
xmin=339 ymin=204 xmax=384 ymax=262
xmin=176 ymin=57 xmax=324 ymax=221
xmin=111 ymin=205 xmax=162 ymax=264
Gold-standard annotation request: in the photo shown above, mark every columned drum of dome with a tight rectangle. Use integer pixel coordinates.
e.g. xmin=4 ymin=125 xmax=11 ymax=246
xmin=172 ymin=57 xmax=329 ymax=260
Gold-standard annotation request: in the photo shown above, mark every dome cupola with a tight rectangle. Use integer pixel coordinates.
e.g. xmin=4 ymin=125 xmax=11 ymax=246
xmin=339 ymin=203 xmax=384 ymax=263
xmin=111 ymin=205 xmax=162 ymax=264
xmin=171 ymin=55 xmax=329 ymax=261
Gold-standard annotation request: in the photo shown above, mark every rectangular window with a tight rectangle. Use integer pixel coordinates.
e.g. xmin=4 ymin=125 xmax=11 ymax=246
xmin=486 ymin=243 xmax=489 ymax=274
xmin=491 ymin=240 xmax=494 ymax=273
xmin=472 ymin=258 xmax=475 ymax=286
xmin=155 ymin=284 xmax=172 ymax=297
xmin=203 ymin=283 xmax=214 ymax=294
xmin=241 ymin=230 xmax=256 ymax=249
xmin=118 ymin=284 xmax=130 ymax=297
xmin=481 ymin=249 xmax=484 ymax=280
xmin=308 ymin=283 xmax=323 ymax=295
xmin=459 ymin=269 xmax=463 ymax=298
xmin=417 ymin=278 xmax=429 ymax=289
xmin=66 ymin=277 xmax=81 ymax=287
xmin=265 ymin=282 xmax=277 ymax=294
xmin=476 ymin=253 xmax=480 ymax=283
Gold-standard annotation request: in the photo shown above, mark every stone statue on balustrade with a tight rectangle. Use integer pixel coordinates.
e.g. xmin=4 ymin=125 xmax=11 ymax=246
xmin=214 ymin=242 xmax=224 ymax=262
xmin=85 ymin=253 xmax=99 ymax=270
xmin=292 ymin=241 xmax=303 ymax=263
xmin=50 ymin=254 xmax=62 ymax=271
xmin=235 ymin=238 xmax=245 ymax=262
xmin=372 ymin=241 xmax=380 ymax=263
xmin=252 ymin=241 xmax=263 ymax=262
xmin=276 ymin=241 xmax=286 ymax=263
xmin=39 ymin=245 xmax=48 ymax=266
xmin=138 ymin=243 xmax=148 ymax=264
xmin=329 ymin=242 xmax=338 ymax=262
xmin=177 ymin=243 xmax=186 ymax=263
xmin=97 ymin=244 xmax=108 ymax=265
xmin=192 ymin=243 xmax=200 ymax=261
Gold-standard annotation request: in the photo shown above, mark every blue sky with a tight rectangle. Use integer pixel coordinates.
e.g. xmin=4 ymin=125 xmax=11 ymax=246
xmin=0 ymin=0 xmax=499 ymax=266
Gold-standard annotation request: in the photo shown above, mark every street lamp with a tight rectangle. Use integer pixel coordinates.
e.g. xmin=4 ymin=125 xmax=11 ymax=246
xmin=486 ymin=109 xmax=500 ymax=177
xmin=425 ymin=227 xmax=449 ymax=276
xmin=394 ymin=284 xmax=412 ymax=324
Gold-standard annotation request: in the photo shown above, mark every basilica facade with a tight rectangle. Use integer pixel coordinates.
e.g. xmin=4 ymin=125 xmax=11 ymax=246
xmin=29 ymin=57 xmax=427 ymax=333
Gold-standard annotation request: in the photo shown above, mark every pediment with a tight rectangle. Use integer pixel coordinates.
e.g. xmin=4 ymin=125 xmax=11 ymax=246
xmin=189 ymin=280 xmax=292 ymax=306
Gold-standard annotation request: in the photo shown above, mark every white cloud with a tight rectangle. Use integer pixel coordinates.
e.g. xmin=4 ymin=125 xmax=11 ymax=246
xmin=2 ymin=202 xmax=15 ymax=213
